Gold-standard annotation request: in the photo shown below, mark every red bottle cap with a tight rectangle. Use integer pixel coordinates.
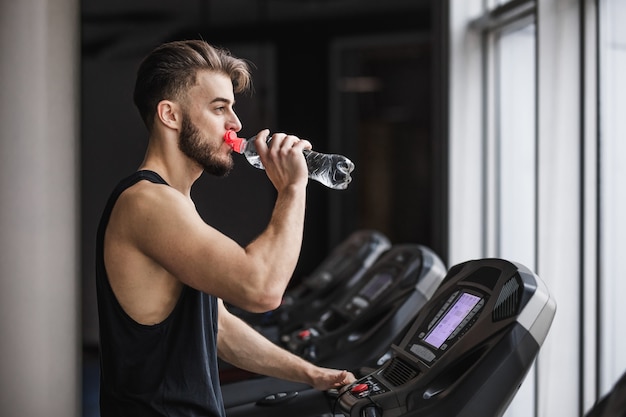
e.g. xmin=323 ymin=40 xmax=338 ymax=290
xmin=223 ymin=131 xmax=245 ymax=153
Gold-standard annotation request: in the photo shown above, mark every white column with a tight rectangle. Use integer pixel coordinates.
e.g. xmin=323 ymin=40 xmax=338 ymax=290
xmin=0 ymin=0 xmax=80 ymax=416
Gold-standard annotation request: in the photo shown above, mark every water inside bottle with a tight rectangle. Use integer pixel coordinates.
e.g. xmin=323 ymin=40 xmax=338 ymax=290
xmin=305 ymin=151 xmax=354 ymax=190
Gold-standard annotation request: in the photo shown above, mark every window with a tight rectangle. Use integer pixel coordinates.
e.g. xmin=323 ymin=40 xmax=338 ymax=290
xmin=491 ymin=18 xmax=538 ymax=417
xmin=496 ymin=23 xmax=536 ymax=268
xmin=599 ymin=0 xmax=626 ymax=396
xmin=450 ymin=0 xmax=586 ymax=415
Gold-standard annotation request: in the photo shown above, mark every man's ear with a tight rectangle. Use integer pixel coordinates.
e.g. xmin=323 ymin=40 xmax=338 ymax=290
xmin=156 ymin=100 xmax=181 ymax=130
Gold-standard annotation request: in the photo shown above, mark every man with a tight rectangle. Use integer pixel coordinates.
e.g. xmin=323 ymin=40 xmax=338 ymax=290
xmin=95 ymin=39 xmax=355 ymax=417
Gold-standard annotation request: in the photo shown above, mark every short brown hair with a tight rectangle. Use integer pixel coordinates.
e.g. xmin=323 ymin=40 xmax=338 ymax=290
xmin=133 ymin=40 xmax=252 ymax=130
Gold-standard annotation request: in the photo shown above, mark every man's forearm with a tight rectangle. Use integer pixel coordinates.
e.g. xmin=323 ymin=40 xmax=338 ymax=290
xmin=217 ymin=307 xmax=316 ymax=386
xmin=246 ymin=185 xmax=306 ymax=292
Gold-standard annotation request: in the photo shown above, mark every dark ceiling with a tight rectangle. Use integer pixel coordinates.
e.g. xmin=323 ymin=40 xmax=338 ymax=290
xmin=81 ymin=0 xmax=432 ymax=59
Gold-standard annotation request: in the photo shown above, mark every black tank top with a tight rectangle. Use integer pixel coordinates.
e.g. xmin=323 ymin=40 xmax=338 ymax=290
xmin=95 ymin=170 xmax=224 ymax=417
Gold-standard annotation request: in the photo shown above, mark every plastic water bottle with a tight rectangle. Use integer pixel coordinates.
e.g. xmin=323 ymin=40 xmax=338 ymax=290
xmin=224 ymin=131 xmax=355 ymax=190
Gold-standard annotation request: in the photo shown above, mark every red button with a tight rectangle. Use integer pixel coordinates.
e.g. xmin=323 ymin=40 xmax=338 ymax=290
xmin=351 ymin=383 xmax=369 ymax=394
xmin=298 ymin=329 xmax=311 ymax=339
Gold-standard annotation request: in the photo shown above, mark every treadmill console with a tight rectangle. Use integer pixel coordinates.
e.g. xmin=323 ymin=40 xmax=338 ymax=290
xmin=341 ymin=270 xmax=394 ymax=317
xmin=337 ymin=258 xmax=556 ymax=417
xmin=407 ymin=289 xmax=485 ymax=365
xmin=283 ymin=230 xmax=390 ymax=303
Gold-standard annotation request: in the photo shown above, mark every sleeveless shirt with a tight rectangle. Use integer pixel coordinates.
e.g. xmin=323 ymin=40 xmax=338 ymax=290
xmin=95 ymin=170 xmax=225 ymax=417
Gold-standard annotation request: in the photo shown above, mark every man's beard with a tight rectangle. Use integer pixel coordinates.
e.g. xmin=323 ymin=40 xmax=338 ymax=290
xmin=179 ymin=115 xmax=233 ymax=177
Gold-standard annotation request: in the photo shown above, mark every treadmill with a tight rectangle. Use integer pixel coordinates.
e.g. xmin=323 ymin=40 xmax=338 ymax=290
xmin=336 ymin=258 xmax=556 ymax=417
xmin=228 ymin=229 xmax=391 ymax=337
xmin=278 ymin=244 xmax=446 ymax=370
xmin=222 ymin=244 xmax=446 ymax=412
xmin=225 ymin=258 xmax=556 ymax=417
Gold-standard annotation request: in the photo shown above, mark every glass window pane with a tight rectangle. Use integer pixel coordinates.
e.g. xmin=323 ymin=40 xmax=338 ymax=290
xmin=497 ymin=24 xmax=537 ymax=268
xmin=496 ymin=23 xmax=537 ymax=417
xmin=599 ymin=0 xmax=626 ymax=395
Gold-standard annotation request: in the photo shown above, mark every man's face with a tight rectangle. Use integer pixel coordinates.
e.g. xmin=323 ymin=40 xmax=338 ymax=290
xmin=179 ymin=111 xmax=233 ymax=177
xmin=177 ymin=70 xmax=241 ymax=176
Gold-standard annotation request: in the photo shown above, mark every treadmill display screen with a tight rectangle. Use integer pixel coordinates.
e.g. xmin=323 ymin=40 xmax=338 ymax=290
xmin=423 ymin=292 xmax=481 ymax=349
xmin=359 ymin=272 xmax=393 ymax=301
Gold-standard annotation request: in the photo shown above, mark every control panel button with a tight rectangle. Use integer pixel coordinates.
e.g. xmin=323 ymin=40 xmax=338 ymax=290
xmin=410 ymin=343 xmax=436 ymax=362
xmin=351 ymin=383 xmax=369 ymax=394
xmin=255 ymin=391 xmax=299 ymax=406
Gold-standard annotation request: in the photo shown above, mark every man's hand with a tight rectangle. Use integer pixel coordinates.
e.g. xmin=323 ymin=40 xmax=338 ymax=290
xmin=310 ymin=368 xmax=357 ymax=391
xmin=254 ymin=129 xmax=312 ymax=192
